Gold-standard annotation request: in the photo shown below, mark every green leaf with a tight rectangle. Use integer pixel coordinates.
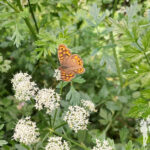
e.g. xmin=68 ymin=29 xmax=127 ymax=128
xmin=99 ymin=108 xmax=112 ymax=125
xmin=66 ymin=86 xmax=80 ymax=105
xmin=119 ymin=128 xmax=129 ymax=143
xmin=141 ymin=89 xmax=150 ymax=99
xmin=126 ymin=2 xmax=141 ymax=23
xmin=89 ymin=129 xmax=106 ymax=142
xmin=56 ymin=81 xmax=69 ymax=89
xmin=0 ymin=124 xmax=4 ymax=130
xmin=0 ymin=140 xmax=8 ymax=146
xmin=72 ymin=77 xmax=85 ymax=84
xmin=89 ymin=3 xmax=100 ymax=21
xmin=106 ymin=101 xmax=122 ymax=111
xmin=99 ymin=85 xmax=109 ymax=98
xmin=128 ymin=98 xmax=150 ymax=118
xmin=15 ymin=144 xmax=28 ymax=150
xmin=125 ymin=141 xmax=134 ymax=150
xmin=11 ymin=24 xmax=23 ymax=48
xmin=100 ymin=53 xmax=117 ymax=73
xmin=77 ymin=130 xmax=86 ymax=142
xmin=19 ymin=8 xmax=30 ymax=18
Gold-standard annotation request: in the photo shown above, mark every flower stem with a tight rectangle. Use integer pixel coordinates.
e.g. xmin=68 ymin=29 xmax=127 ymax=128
xmin=109 ymin=0 xmax=123 ymax=89
xmin=53 ymin=109 xmax=58 ymax=127
xmin=27 ymin=0 xmax=39 ymax=33
xmin=110 ymin=32 xmax=123 ymax=89
xmin=50 ymin=129 xmax=89 ymax=150
xmin=60 ymin=81 xmax=64 ymax=95
xmin=103 ymin=111 xmax=119 ymax=133
xmin=15 ymin=0 xmax=37 ymax=39
xmin=4 ymin=1 xmax=19 ymax=12
xmin=49 ymin=115 xmax=52 ymax=127
xmin=54 ymin=122 xmax=67 ymax=130
xmin=5 ymin=0 xmax=37 ymax=39
xmin=136 ymin=41 xmax=150 ymax=67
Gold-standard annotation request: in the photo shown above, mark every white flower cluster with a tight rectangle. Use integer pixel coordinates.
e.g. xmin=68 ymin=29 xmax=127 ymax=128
xmin=53 ymin=69 xmax=61 ymax=81
xmin=13 ymin=117 xmax=40 ymax=145
xmin=64 ymin=106 xmax=89 ymax=133
xmin=140 ymin=116 xmax=150 ymax=147
xmin=45 ymin=136 xmax=70 ymax=150
xmin=11 ymin=72 xmax=38 ymax=101
xmin=35 ymin=88 xmax=60 ymax=114
xmin=81 ymin=99 xmax=97 ymax=112
xmin=92 ymin=139 xmax=113 ymax=150
xmin=0 ymin=54 xmax=11 ymax=73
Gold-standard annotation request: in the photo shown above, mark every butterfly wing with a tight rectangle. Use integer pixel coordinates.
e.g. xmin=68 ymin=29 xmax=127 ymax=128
xmin=59 ymin=68 xmax=75 ymax=81
xmin=58 ymin=44 xmax=72 ymax=65
xmin=70 ymin=54 xmax=85 ymax=74
xmin=58 ymin=45 xmax=85 ymax=82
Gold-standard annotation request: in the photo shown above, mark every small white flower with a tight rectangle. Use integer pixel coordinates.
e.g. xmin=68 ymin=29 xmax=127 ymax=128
xmin=135 ymin=66 xmax=139 ymax=69
xmin=140 ymin=119 xmax=148 ymax=147
xmin=35 ymin=88 xmax=60 ymax=114
xmin=13 ymin=117 xmax=40 ymax=145
xmin=63 ymin=106 xmax=89 ymax=133
xmin=11 ymin=72 xmax=38 ymax=101
xmin=45 ymin=136 xmax=70 ymax=150
xmin=53 ymin=69 xmax=61 ymax=81
xmin=92 ymin=139 xmax=113 ymax=150
xmin=81 ymin=99 xmax=97 ymax=112
xmin=140 ymin=116 xmax=150 ymax=147
xmin=134 ymin=71 xmax=138 ymax=74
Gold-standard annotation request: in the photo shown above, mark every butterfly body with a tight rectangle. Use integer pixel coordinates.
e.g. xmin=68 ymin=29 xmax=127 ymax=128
xmin=58 ymin=44 xmax=85 ymax=81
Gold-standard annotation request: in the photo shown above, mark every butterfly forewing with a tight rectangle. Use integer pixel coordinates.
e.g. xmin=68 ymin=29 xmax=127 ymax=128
xmin=70 ymin=54 xmax=85 ymax=74
xmin=58 ymin=44 xmax=71 ymax=64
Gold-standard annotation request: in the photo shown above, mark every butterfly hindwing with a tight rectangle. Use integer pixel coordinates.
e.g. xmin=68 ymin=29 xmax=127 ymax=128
xmin=71 ymin=54 xmax=85 ymax=74
xmin=59 ymin=68 xmax=75 ymax=81
xmin=58 ymin=44 xmax=71 ymax=64
xmin=74 ymin=67 xmax=85 ymax=74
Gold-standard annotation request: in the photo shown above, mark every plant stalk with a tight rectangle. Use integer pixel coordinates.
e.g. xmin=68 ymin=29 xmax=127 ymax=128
xmin=110 ymin=0 xmax=123 ymax=89
xmin=54 ymin=122 xmax=67 ymax=130
xmin=136 ymin=41 xmax=150 ymax=67
xmin=60 ymin=81 xmax=64 ymax=95
xmin=53 ymin=109 xmax=58 ymax=127
xmin=16 ymin=0 xmax=37 ymax=39
xmin=110 ymin=33 xmax=123 ymax=88
xmin=27 ymin=0 xmax=39 ymax=33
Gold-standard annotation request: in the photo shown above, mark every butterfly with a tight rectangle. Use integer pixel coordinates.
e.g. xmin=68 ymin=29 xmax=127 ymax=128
xmin=58 ymin=44 xmax=85 ymax=81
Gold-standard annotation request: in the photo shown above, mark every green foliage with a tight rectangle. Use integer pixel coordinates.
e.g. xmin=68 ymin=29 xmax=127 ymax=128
xmin=1 ymin=0 xmax=150 ymax=149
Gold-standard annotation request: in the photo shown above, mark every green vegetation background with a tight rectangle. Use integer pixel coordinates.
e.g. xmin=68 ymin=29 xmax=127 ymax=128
xmin=0 ymin=0 xmax=150 ymax=149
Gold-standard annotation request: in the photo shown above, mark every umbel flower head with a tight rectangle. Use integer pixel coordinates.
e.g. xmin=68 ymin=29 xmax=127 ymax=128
xmin=81 ymin=99 xmax=97 ymax=112
xmin=92 ymin=139 xmax=113 ymax=150
xmin=13 ymin=117 xmax=40 ymax=145
xmin=11 ymin=72 xmax=38 ymax=101
xmin=140 ymin=116 xmax=150 ymax=147
xmin=45 ymin=136 xmax=70 ymax=150
xmin=35 ymin=88 xmax=60 ymax=114
xmin=53 ymin=69 xmax=61 ymax=81
xmin=63 ymin=106 xmax=89 ymax=133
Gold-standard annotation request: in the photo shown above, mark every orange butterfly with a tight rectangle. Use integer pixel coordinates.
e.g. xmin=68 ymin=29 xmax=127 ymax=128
xmin=58 ymin=44 xmax=85 ymax=81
